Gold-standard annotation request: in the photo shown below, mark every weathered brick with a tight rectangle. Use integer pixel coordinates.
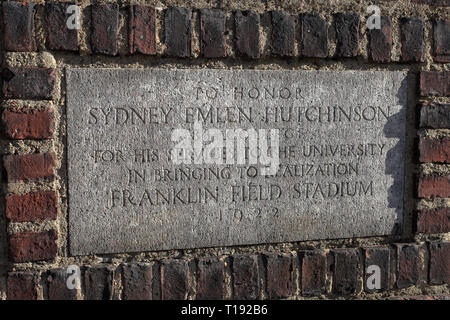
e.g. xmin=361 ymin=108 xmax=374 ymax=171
xmin=9 ymin=230 xmax=58 ymax=263
xmin=419 ymin=103 xmax=450 ymax=128
xmin=429 ymin=242 xmax=450 ymax=285
xmin=2 ymin=108 xmax=54 ymax=139
xmin=334 ymin=13 xmax=360 ymax=58
xmin=332 ymin=249 xmax=360 ymax=294
xmin=7 ymin=272 xmax=39 ymax=300
xmin=265 ymin=253 xmax=295 ymax=299
xmin=91 ymin=4 xmax=119 ymax=55
xmin=235 ymin=11 xmax=260 ymax=59
xmin=396 ymin=244 xmax=421 ymax=288
xmin=2 ymin=2 xmax=37 ymax=51
xmin=161 ymin=259 xmax=189 ymax=300
xmin=418 ymin=175 xmax=450 ymax=198
xmin=300 ymin=13 xmax=328 ymax=58
xmin=84 ymin=266 xmax=114 ymax=300
xmin=200 ymin=9 xmax=226 ymax=58
xmin=271 ymin=11 xmax=295 ymax=57
xmin=363 ymin=247 xmax=390 ymax=292
xmin=5 ymin=191 xmax=58 ymax=223
xmin=367 ymin=16 xmax=392 ymax=63
xmin=412 ymin=0 xmax=450 ymax=6
xmin=400 ymin=18 xmax=425 ymax=62
xmin=47 ymin=269 xmax=79 ymax=300
xmin=433 ymin=19 xmax=450 ymax=62
xmin=299 ymin=250 xmax=327 ymax=296
xmin=197 ymin=257 xmax=225 ymax=299
xmin=419 ymin=136 xmax=450 ymax=163
xmin=129 ymin=5 xmax=156 ymax=55
xmin=232 ymin=254 xmax=260 ymax=299
xmin=122 ymin=264 xmax=152 ymax=300
xmin=164 ymin=7 xmax=191 ymax=57
xmin=417 ymin=208 xmax=450 ymax=234
xmin=420 ymin=71 xmax=450 ymax=97
xmin=3 ymin=152 xmax=56 ymax=182
xmin=2 ymin=67 xmax=57 ymax=100
xmin=45 ymin=2 xmax=79 ymax=51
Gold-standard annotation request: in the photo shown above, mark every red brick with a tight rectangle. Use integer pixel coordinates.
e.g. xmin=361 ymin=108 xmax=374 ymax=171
xmin=232 ymin=254 xmax=260 ymax=299
xmin=2 ymin=108 xmax=55 ymax=139
xmin=235 ymin=11 xmax=260 ymax=59
xmin=420 ymin=71 xmax=450 ymax=97
xmin=300 ymin=13 xmax=328 ymax=58
xmin=200 ymin=9 xmax=226 ymax=58
xmin=400 ymin=18 xmax=425 ymax=62
xmin=299 ymin=250 xmax=327 ymax=296
xmin=47 ymin=268 xmax=79 ymax=300
xmin=332 ymin=249 xmax=360 ymax=294
xmin=419 ymin=103 xmax=450 ymax=128
xmin=161 ymin=259 xmax=189 ymax=300
xmin=433 ymin=19 xmax=450 ymax=62
xmin=196 ymin=257 xmax=225 ymax=299
xmin=7 ymin=272 xmax=39 ymax=300
xmin=271 ymin=11 xmax=295 ymax=57
xmin=6 ymin=191 xmax=58 ymax=223
xmin=418 ymin=175 xmax=450 ymax=198
xmin=45 ymin=2 xmax=79 ymax=51
xmin=419 ymin=136 xmax=450 ymax=163
xmin=2 ymin=2 xmax=37 ymax=52
xmin=429 ymin=242 xmax=450 ymax=285
xmin=9 ymin=230 xmax=58 ymax=263
xmin=396 ymin=244 xmax=421 ymax=288
xmin=417 ymin=208 xmax=450 ymax=234
xmin=84 ymin=266 xmax=114 ymax=300
xmin=164 ymin=7 xmax=192 ymax=58
xmin=367 ymin=16 xmax=392 ymax=63
xmin=91 ymin=4 xmax=119 ymax=56
xmin=122 ymin=264 xmax=152 ymax=300
xmin=334 ymin=13 xmax=360 ymax=58
xmin=3 ymin=152 xmax=56 ymax=182
xmin=2 ymin=67 xmax=57 ymax=100
xmin=265 ymin=253 xmax=295 ymax=299
xmin=363 ymin=247 xmax=390 ymax=292
xmin=129 ymin=5 xmax=156 ymax=55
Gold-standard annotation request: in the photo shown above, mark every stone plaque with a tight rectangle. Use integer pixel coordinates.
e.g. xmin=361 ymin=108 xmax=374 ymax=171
xmin=67 ymin=69 xmax=408 ymax=255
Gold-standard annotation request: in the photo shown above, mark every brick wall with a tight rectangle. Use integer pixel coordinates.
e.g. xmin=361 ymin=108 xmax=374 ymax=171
xmin=0 ymin=0 xmax=448 ymax=300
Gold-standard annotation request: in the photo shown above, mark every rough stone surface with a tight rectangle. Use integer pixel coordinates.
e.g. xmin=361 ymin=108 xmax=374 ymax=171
xmin=45 ymin=2 xmax=79 ymax=51
xmin=66 ymin=69 xmax=408 ymax=255
xmin=235 ymin=11 xmax=260 ymax=59
xmin=200 ymin=9 xmax=226 ymax=58
xmin=129 ymin=5 xmax=156 ymax=55
xmin=164 ymin=7 xmax=191 ymax=57
xmin=300 ymin=13 xmax=328 ymax=58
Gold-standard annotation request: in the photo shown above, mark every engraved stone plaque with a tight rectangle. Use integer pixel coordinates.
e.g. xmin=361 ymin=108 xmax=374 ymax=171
xmin=67 ymin=69 xmax=408 ymax=255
